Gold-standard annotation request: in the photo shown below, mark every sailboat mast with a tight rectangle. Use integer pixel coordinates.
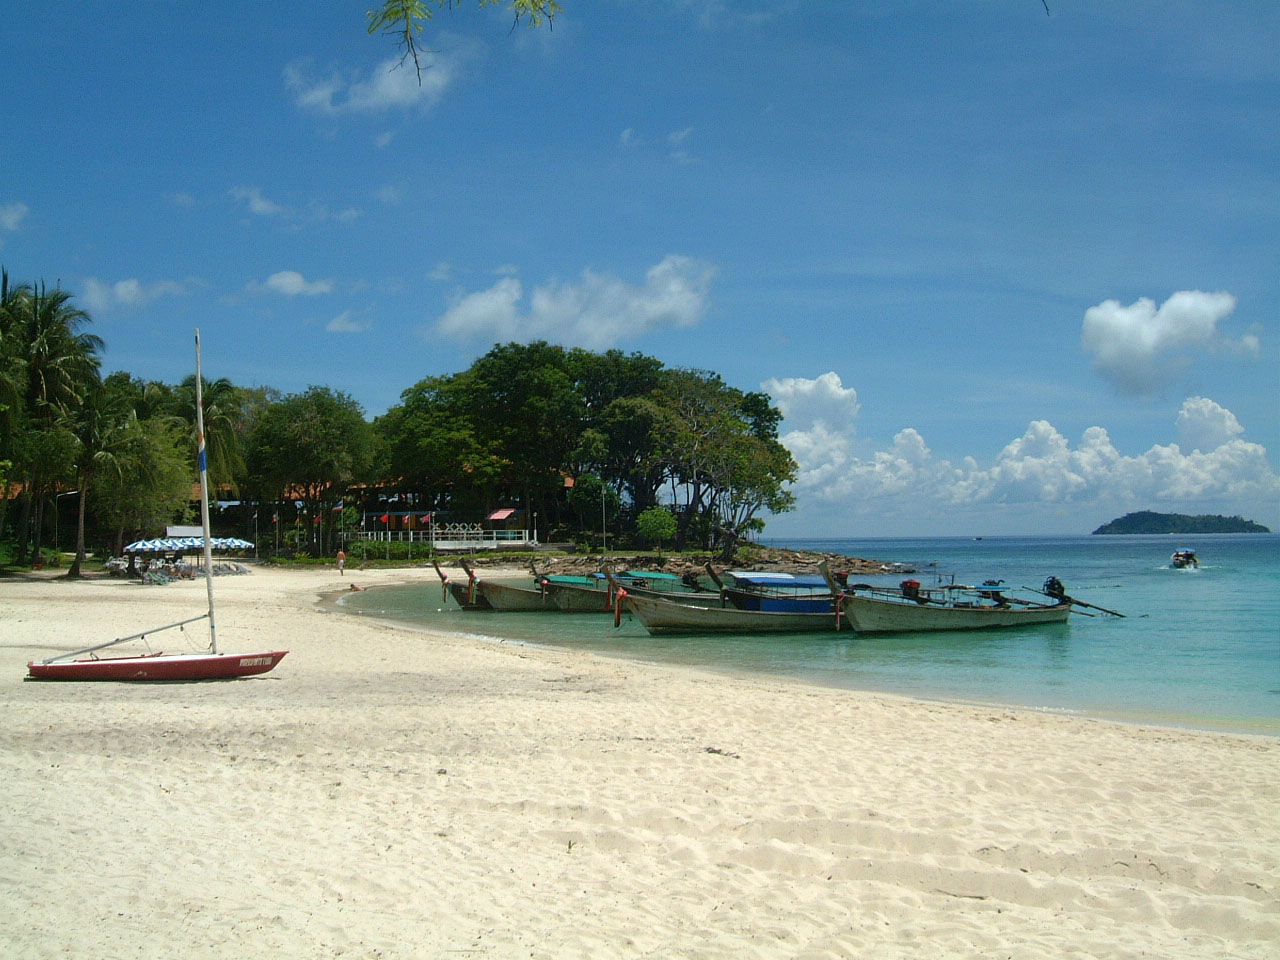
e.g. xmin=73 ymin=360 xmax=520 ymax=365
xmin=195 ymin=329 xmax=218 ymax=654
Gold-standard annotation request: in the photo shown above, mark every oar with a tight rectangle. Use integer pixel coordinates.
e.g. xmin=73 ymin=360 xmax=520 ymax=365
xmin=1067 ymin=596 xmax=1124 ymax=617
xmin=1025 ymin=586 xmax=1122 ymax=617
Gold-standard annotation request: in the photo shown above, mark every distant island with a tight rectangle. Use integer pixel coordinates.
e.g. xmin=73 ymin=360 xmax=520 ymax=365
xmin=1092 ymin=511 xmax=1271 ymax=535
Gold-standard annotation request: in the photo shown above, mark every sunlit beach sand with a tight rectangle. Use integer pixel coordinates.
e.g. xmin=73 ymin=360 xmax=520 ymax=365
xmin=2 ymin=565 xmax=1276 ymax=959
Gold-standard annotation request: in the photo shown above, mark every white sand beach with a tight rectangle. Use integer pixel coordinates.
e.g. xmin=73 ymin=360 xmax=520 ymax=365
xmin=1 ymin=565 xmax=1276 ymax=959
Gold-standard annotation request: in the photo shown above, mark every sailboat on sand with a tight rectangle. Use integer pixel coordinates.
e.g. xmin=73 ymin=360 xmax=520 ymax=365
xmin=27 ymin=331 xmax=288 ymax=682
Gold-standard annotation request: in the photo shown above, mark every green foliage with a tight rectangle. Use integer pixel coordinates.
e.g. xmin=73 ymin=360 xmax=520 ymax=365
xmin=5 ymin=264 xmax=796 ymax=561
xmin=636 ymin=506 xmax=677 ymax=552
xmin=92 ymin=413 xmax=192 ymax=549
xmin=248 ymin=385 xmax=373 ymax=554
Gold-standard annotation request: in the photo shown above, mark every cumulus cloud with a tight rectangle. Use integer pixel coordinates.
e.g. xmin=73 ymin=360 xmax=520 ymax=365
xmin=81 ymin=276 xmax=187 ymax=312
xmin=1081 ymin=290 xmax=1257 ymax=394
xmin=762 ymin=373 xmax=862 ymax=491
xmin=435 ymin=255 xmax=716 ymax=349
xmin=1176 ymin=396 xmax=1244 ymax=453
xmin=285 ymin=43 xmax=476 ymax=115
xmin=766 ymin=372 xmax=861 ymax=432
xmin=260 ymin=271 xmax=334 ymax=296
xmin=767 ymin=374 xmax=1280 ymax=525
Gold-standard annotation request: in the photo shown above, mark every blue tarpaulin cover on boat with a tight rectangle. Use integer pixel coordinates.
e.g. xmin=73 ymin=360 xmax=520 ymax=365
xmin=726 ymin=572 xmax=830 ymax=588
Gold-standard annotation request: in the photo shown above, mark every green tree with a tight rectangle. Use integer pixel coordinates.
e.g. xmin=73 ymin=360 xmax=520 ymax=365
xmin=566 ymin=473 xmax=619 ymax=551
xmin=636 ymin=505 xmax=677 ymax=555
xmin=63 ymin=378 xmax=133 ymax=577
xmin=378 ymin=372 xmax=500 ymax=518
xmin=93 ymin=414 xmax=193 ymax=556
xmin=466 ymin=341 xmax=586 ymax=525
xmin=4 ymin=282 xmax=102 ymax=563
xmin=174 ymin=374 xmax=249 ymax=495
xmin=248 ymin=387 xmax=372 ymax=554
xmin=652 ymin=368 xmax=795 ymax=559
xmin=0 ymin=270 xmax=30 ymax=544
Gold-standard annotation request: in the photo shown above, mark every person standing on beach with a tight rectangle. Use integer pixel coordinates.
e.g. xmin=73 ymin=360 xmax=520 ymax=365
xmin=337 ymin=548 xmax=346 ymax=576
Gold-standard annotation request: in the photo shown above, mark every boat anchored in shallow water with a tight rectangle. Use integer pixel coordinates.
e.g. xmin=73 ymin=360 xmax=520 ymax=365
xmin=823 ymin=565 xmax=1087 ymax=634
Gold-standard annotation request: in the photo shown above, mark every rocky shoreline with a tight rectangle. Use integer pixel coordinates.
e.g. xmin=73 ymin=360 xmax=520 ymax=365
xmin=465 ymin=544 xmax=914 ymax=578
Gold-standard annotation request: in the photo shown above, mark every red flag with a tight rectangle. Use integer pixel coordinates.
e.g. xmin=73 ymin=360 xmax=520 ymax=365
xmin=380 ymin=514 xmax=389 ymax=523
xmin=421 ymin=514 xmax=431 ymax=524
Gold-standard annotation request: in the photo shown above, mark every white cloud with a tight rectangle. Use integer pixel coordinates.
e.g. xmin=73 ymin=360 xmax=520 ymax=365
xmin=262 ymin=271 xmax=334 ymax=296
xmin=229 ymin=186 xmax=285 ymax=217
xmin=285 ymin=43 xmax=476 ymax=116
xmin=2 ymin=201 xmax=31 ymax=232
xmin=1081 ymin=290 xmax=1257 ymax=394
xmin=767 ymin=376 xmax=1280 ymax=529
xmin=327 ymin=310 xmax=371 ymax=333
xmin=766 ymin=372 xmax=861 ymax=433
xmin=435 ymin=255 xmax=716 ymax=349
xmin=763 ymin=372 xmax=862 ymax=492
xmin=81 ymin=276 xmax=187 ymax=312
xmin=229 ymin=188 xmax=362 ymax=225
xmin=667 ymin=126 xmax=696 ymax=163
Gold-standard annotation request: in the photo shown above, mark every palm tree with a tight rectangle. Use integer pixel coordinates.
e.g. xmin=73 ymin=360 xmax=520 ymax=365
xmin=175 ymin=374 xmax=246 ymax=495
xmin=64 ymin=378 xmax=132 ymax=577
xmin=9 ymin=282 xmax=102 ymax=563
xmin=0 ymin=269 xmax=29 ymax=424
xmin=0 ymin=270 xmax=31 ymax=542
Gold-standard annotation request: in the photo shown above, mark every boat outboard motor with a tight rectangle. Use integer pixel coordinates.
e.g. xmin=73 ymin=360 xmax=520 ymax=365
xmin=1042 ymin=576 xmax=1066 ymax=601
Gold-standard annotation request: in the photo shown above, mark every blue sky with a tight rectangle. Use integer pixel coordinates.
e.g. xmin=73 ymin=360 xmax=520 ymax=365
xmin=3 ymin=1 xmax=1277 ymax=537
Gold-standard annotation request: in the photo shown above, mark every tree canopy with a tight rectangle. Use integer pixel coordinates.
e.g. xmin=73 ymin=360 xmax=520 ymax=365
xmin=2 ymin=268 xmax=795 ymax=563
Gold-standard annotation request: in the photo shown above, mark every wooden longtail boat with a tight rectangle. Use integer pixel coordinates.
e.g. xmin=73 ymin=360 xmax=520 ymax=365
xmin=839 ymin=590 xmax=1072 ymax=633
xmin=620 ymin=589 xmax=850 ymax=635
xmin=27 ymin=331 xmax=288 ymax=682
xmin=542 ymin=575 xmax=618 ymax=612
xmin=432 ymin=560 xmax=492 ymax=610
xmin=602 ymin=567 xmax=726 ymax=607
xmin=823 ymin=562 xmax=1073 ymax=634
xmin=476 ymin=578 xmax=555 ymax=611
xmin=721 ymin=571 xmax=837 ymax=613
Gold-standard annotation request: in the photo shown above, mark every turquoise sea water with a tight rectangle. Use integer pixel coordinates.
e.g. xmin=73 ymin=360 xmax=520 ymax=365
xmin=339 ymin=534 xmax=1280 ymax=736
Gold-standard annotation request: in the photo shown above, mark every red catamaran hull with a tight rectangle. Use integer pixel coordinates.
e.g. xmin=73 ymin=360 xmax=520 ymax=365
xmin=27 ymin=651 xmax=288 ymax=682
